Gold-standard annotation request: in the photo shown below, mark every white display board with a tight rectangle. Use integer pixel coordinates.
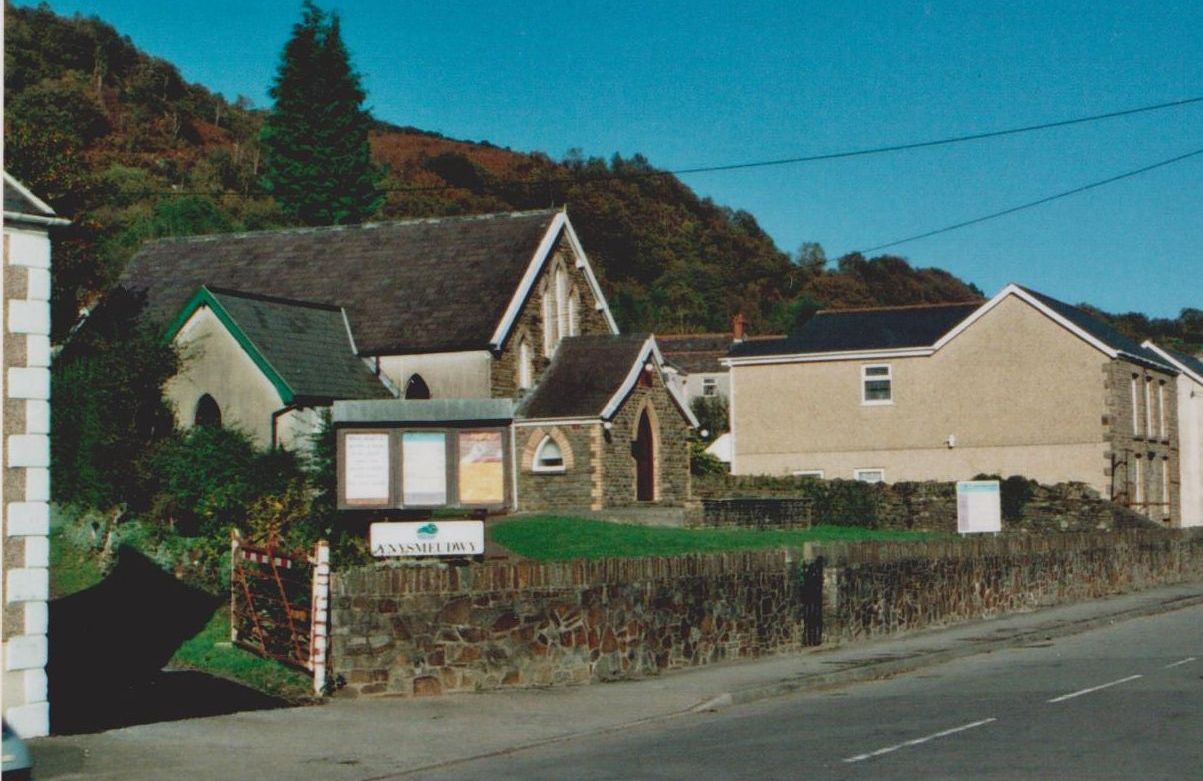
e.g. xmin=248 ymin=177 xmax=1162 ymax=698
xmin=370 ymin=521 xmax=485 ymax=557
xmin=343 ymin=433 xmax=390 ymax=504
xmin=402 ymin=431 xmax=447 ymax=505
xmin=957 ymin=480 xmax=1002 ymax=534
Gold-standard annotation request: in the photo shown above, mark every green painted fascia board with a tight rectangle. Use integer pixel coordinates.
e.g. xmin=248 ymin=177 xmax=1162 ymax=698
xmin=163 ymin=286 xmax=295 ymax=403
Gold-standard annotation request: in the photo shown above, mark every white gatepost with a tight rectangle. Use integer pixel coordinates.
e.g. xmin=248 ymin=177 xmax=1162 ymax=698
xmin=309 ymin=540 xmax=331 ymax=696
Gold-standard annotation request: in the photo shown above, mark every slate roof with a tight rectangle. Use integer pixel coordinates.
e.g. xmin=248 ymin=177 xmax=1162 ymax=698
xmin=657 ymin=333 xmax=733 ymax=374
xmin=518 ymin=334 xmax=653 ymax=420
xmin=1169 ymin=349 xmax=1203 ymax=380
xmin=728 ymin=302 xmax=982 ymax=358
xmin=172 ymin=287 xmax=393 ymax=403
xmin=121 ymin=209 xmax=562 ymax=355
xmin=1018 ymin=287 xmax=1175 ymax=371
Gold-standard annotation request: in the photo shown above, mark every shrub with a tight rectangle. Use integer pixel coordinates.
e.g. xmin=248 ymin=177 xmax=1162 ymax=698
xmin=974 ymin=473 xmax=1037 ymax=520
xmin=690 ymin=440 xmax=727 ymax=477
xmin=148 ymin=426 xmax=305 ymax=538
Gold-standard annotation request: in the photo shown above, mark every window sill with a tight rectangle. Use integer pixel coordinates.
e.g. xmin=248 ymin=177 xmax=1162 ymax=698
xmin=861 ymin=400 xmax=894 ymax=407
xmin=531 ymin=467 xmax=567 ymax=475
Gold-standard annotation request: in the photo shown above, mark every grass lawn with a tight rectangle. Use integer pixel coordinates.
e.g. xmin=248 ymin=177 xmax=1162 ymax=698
xmin=489 ymin=515 xmax=943 ymax=561
xmin=48 ymin=525 xmax=105 ymax=599
xmin=169 ymin=607 xmax=315 ymax=701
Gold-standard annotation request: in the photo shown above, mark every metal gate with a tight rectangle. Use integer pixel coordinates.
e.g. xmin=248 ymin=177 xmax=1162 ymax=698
xmin=800 ymin=557 xmax=824 ymax=646
xmin=230 ymin=532 xmax=329 ymax=695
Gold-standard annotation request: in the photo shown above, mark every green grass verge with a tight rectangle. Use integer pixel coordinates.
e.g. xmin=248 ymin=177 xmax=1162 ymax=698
xmin=48 ymin=525 xmax=105 ymax=599
xmin=489 ymin=515 xmax=943 ymax=561
xmin=169 ymin=607 xmax=315 ymax=702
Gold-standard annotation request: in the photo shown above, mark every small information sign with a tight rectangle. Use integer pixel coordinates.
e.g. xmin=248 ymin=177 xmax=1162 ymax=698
xmin=370 ymin=521 xmax=485 ymax=557
xmin=957 ymin=480 xmax=1002 ymax=534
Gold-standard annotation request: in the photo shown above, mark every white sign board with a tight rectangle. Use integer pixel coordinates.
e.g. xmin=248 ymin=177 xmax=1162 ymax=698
xmin=957 ymin=480 xmax=1002 ymax=534
xmin=343 ymin=433 xmax=390 ymax=504
xmin=370 ymin=521 xmax=485 ymax=557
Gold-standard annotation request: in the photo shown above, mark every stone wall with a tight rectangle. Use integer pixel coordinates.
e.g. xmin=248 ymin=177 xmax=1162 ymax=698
xmin=688 ymin=477 xmax=1156 ymax=533
xmin=814 ymin=530 xmax=1203 ymax=643
xmin=330 ymin=551 xmax=805 ymax=697
xmin=328 ymin=529 xmax=1203 ymax=698
xmin=516 ymin=424 xmax=600 ymax=512
xmin=491 ymin=237 xmax=611 ymax=399
xmin=1104 ymin=359 xmax=1179 ymax=525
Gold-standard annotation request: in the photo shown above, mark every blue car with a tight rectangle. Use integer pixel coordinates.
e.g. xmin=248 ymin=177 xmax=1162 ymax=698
xmin=1 ymin=720 xmax=33 ymax=780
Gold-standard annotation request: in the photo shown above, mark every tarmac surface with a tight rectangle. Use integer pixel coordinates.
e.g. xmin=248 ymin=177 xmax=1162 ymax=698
xmin=28 ymin=581 xmax=1203 ymax=781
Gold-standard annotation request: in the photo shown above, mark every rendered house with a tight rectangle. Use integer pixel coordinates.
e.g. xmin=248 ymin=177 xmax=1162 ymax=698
xmin=1142 ymin=342 xmax=1203 ymax=527
xmin=3 ymin=173 xmax=68 ymax=737
xmin=120 ymin=209 xmax=695 ymax=509
xmin=723 ymin=284 xmax=1182 ymax=525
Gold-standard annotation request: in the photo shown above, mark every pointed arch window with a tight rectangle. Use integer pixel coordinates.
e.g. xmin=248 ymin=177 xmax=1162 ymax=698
xmin=194 ymin=394 xmax=222 ymax=428
xmin=533 ymin=436 xmax=565 ymax=472
xmin=405 ymin=374 xmax=431 ymax=400
xmin=555 ymin=265 xmax=570 ymax=342
xmin=568 ymin=286 xmax=581 ymax=337
xmin=518 ymin=338 xmax=533 ymax=390
xmin=542 ymin=289 xmax=556 ymax=356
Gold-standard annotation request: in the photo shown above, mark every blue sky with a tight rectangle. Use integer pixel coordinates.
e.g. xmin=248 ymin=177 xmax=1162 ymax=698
xmin=16 ymin=1 xmax=1203 ymax=317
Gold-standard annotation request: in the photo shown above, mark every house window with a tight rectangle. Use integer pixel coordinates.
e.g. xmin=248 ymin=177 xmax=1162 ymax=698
xmin=1158 ymin=382 xmax=1167 ymax=440
xmin=861 ymin=365 xmax=892 ymax=404
xmin=1162 ymin=458 xmax=1171 ymax=520
xmin=555 ymin=266 xmax=569 ymax=341
xmin=405 ymin=374 xmax=431 ymax=400
xmin=1144 ymin=377 xmax=1153 ymax=438
xmin=702 ymin=377 xmax=718 ymax=397
xmin=533 ymin=436 xmax=565 ymax=473
xmin=194 ymin=394 xmax=222 ymax=428
xmin=793 ymin=470 xmax=824 ymax=479
xmin=517 ymin=339 xmax=533 ymax=390
xmin=854 ymin=468 xmax=885 ymax=484
xmin=1134 ymin=457 xmax=1144 ymax=507
xmin=1131 ymin=375 xmax=1140 ymax=435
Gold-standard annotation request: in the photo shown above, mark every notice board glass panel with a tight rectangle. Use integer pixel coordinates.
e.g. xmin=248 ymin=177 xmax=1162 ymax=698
xmin=402 ymin=431 xmax=447 ymax=505
xmin=458 ymin=431 xmax=505 ymax=505
xmin=343 ymin=433 xmax=391 ymax=504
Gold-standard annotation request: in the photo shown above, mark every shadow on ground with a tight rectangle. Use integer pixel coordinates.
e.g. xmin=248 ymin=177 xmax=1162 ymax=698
xmin=48 ymin=546 xmax=289 ymax=734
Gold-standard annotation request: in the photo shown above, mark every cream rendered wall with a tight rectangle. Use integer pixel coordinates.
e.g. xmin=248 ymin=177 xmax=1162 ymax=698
xmin=1177 ymin=370 xmax=1203 ymax=526
xmin=377 ymin=351 xmax=492 ymax=399
xmin=167 ymin=306 xmax=287 ymax=448
xmin=680 ymin=371 xmax=730 ymax=405
xmin=732 ymin=295 xmax=1110 ymax=491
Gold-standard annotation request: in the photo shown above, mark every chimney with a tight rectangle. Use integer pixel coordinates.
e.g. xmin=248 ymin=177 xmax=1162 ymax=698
xmin=732 ymin=313 xmax=745 ymax=343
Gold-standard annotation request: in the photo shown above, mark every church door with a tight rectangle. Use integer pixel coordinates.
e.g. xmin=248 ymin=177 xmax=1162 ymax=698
xmin=634 ymin=409 xmax=655 ymax=502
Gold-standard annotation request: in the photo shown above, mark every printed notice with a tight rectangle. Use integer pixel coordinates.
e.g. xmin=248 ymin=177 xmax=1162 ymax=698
xmin=402 ymin=431 xmax=447 ymax=505
xmin=458 ymin=431 xmax=504 ymax=505
xmin=343 ymin=433 xmax=390 ymax=504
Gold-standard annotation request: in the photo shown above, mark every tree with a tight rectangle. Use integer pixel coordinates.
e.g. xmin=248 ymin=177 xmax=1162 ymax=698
xmin=259 ymin=2 xmax=382 ymax=225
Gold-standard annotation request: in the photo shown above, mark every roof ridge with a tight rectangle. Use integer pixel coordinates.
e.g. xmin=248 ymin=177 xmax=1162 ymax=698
xmin=816 ymin=300 xmax=984 ymax=315
xmin=142 ymin=208 xmax=562 ymax=246
xmin=206 ymin=286 xmax=344 ymax=312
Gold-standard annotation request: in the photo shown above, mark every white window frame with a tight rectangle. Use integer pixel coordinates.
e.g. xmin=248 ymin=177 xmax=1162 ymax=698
xmin=541 ymin=292 xmax=555 ymax=356
xmin=1130 ymin=376 xmax=1140 ymax=435
xmin=861 ymin=364 xmax=893 ymax=405
xmin=555 ymin=266 xmax=569 ymax=345
xmin=854 ymin=468 xmax=885 ymax=484
xmin=792 ymin=470 xmax=825 ymax=479
xmin=567 ymin=286 xmax=580 ymax=337
xmin=1134 ymin=457 xmax=1144 ymax=506
xmin=532 ymin=435 xmax=567 ymax=474
xmin=702 ymin=377 xmax=718 ymax=397
xmin=1161 ymin=457 xmax=1171 ymax=520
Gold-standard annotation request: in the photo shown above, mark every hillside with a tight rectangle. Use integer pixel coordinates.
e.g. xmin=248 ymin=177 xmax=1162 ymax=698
xmin=5 ymin=2 xmax=1199 ymax=353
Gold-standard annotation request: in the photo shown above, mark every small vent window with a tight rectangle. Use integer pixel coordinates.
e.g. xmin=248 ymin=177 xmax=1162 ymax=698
xmin=534 ymin=437 xmax=565 ymax=472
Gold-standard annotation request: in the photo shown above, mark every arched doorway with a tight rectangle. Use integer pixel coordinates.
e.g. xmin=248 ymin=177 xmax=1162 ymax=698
xmin=405 ymin=374 xmax=431 ymax=399
xmin=633 ymin=408 xmax=656 ymax=501
xmin=194 ymin=394 xmax=222 ymax=428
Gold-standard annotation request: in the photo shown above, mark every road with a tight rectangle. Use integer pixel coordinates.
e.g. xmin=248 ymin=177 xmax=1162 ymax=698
xmin=408 ymin=604 xmax=1203 ymax=781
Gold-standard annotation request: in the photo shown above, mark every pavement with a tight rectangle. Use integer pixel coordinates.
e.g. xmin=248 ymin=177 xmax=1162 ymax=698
xmin=28 ymin=581 xmax=1203 ymax=781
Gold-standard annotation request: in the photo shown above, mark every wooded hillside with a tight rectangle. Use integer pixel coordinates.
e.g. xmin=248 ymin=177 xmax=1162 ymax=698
xmin=5 ymin=3 xmax=1198 ymax=352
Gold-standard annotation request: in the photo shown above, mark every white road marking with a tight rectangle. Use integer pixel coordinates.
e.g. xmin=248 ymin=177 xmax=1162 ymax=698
xmin=1047 ymin=674 xmax=1143 ymax=703
xmin=1164 ymin=657 xmax=1197 ymax=669
xmin=842 ymin=718 xmax=997 ymax=764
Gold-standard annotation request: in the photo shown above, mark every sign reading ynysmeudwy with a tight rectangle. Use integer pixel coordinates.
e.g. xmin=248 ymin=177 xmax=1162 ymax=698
xmin=956 ymin=480 xmax=1002 ymax=534
xmin=370 ymin=521 xmax=485 ymax=557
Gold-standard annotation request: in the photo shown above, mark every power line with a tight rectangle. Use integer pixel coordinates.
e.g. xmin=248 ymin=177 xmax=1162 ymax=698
xmin=135 ymin=95 xmax=1203 ymax=198
xmin=858 ymin=145 xmax=1203 ymax=254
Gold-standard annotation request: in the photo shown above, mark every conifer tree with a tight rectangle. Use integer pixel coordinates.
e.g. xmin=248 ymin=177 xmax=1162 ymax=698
xmin=260 ymin=2 xmax=382 ymax=225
